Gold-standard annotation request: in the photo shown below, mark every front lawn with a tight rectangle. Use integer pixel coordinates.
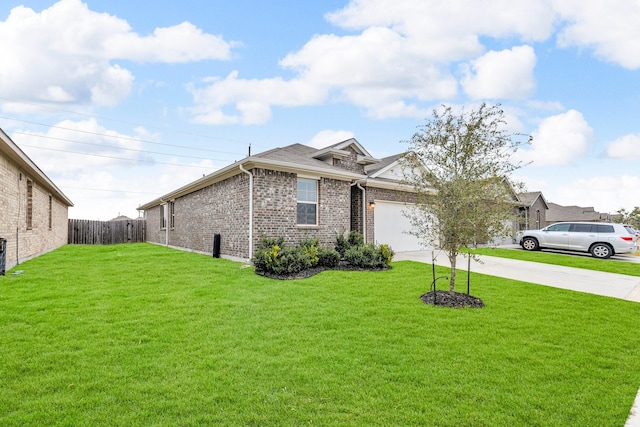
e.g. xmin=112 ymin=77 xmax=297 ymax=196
xmin=1 ymin=243 xmax=639 ymax=426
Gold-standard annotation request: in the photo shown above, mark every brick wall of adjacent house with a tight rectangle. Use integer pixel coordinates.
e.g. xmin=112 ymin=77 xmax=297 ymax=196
xmin=366 ymin=186 xmax=417 ymax=245
xmin=253 ymin=168 xmax=351 ymax=248
xmin=146 ymin=173 xmax=251 ymax=259
xmin=528 ymin=197 xmax=547 ymax=229
xmin=0 ymin=153 xmax=69 ymax=271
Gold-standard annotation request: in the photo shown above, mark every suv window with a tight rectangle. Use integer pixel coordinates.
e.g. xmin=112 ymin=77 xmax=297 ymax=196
xmin=596 ymin=224 xmax=614 ymax=233
xmin=547 ymin=223 xmax=571 ymax=232
xmin=570 ymin=223 xmax=593 ymax=232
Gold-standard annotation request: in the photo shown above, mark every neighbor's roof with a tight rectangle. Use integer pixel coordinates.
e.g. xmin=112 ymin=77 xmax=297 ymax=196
xmin=0 ymin=128 xmax=73 ymax=207
xmin=546 ymin=202 xmax=610 ymax=222
xmin=517 ymin=191 xmax=549 ymax=209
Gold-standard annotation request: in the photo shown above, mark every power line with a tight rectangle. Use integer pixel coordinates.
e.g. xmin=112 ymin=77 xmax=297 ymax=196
xmin=0 ymin=96 xmax=255 ymax=147
xmin=62 ymin=186 xmax=160 ymax=195
xmin=12 ymin=131 xmax=232 ymax=162
xmin=2 ymin=115 xmax=245 ymax=156
xmin=19 ymin=144 xmax=216 ymax=169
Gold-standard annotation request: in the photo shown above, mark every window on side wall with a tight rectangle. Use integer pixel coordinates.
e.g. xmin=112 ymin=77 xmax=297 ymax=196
xmin=169 ymin=201 xmax=175 ymax=229
xmin=26 ymin=179 xmax=33 ymax=230
xmin=297 ymin=178 xmax=318 ymax=225
xmin=160 ymin=204 xmax=167 ymax=230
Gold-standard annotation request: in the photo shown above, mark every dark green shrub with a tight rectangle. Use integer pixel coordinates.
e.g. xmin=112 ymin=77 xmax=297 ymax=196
xmin=276 ymin=245 xmax=314 ymax=274
xmin=252 ymin=242 xmax=282 ymax=273
xmin=348 ymin=231 xmax=364 ymax=247
xmin=317 ymin=247 xmax=340 ymax=268
xmin=344 ymin=243 xmax=394 ymax=269
xmin=257 ymin=236 xmax=284 ymax=250
xmin=335 ymin=231 xmax=364 ymax=257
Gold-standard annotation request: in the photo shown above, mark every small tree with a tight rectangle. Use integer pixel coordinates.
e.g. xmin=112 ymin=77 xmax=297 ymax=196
xmin=614 ymin=207 xmax=640 ymax=229
xmin=400 ymin=104 xmax=529 ymax=294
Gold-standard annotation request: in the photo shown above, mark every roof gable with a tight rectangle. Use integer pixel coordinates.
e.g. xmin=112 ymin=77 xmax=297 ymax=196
xmin=517 ymin=191 xmax=549 ymax=209
xmin=312 ymin=138 xmax=379 ymax=166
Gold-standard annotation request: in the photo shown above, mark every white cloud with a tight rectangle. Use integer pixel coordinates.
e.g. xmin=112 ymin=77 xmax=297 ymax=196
xmin=554 ymin=0 xmax=640 ymax=70
xmin=606 ymin=134 xmax=640 ymax=159
xmin=514 ymin=110 xmax=593 ymax=166
xmin=326 ymin=0 xmax=556 ymax=54
xmin=105 ymin=21 xmax=235 ymax=63
xmin=0 ymin=0 xmax=234 ymax=108
xmin=555 ymin=175 xmax=640 ymax=213
xmin=306 ymin=130 xmax=356 ymax=149
xmin=188 ymin=0 xmax=558 ymax=124
xmin=461 ymin=46 xmax=537 ymax=100
xmin=13 ymin=119 xmax=148 ymax=175
xmin=189 ymin=71 xmax=327 ymax=125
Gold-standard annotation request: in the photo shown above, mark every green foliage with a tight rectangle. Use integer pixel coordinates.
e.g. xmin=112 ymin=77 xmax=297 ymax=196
xmin=378 ymin=244 xmax=395 ymax=265
xmin=401 ymin=103 xmax=530 ymax=291
xmin=347 ymin=231 xmax=364 ymax=247
xmin=615 ymin=206 xmax=640 ymax=229
xmin=317 ymin=246 xmax=340 ymax=268
xmin=344 ymin=243 xmax=394 ymax=269
xmin=253 ymin=236 xmax=342 ymax=275
xmin=335 ymin=231 xmax=364 ymax=257
xmin=257 ymin=235 xmax=284 ymax=250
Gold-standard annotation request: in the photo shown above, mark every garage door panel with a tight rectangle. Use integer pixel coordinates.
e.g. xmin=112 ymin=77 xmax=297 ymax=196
xmin=374 ymin=201 xmax=424 ymax=252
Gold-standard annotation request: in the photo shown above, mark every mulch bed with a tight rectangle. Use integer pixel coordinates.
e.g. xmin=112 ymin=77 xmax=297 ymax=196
xmin=255 ymin=262 xmax=391 ymax=280
xmin=420 ymin=290 xmax=485 ymax=309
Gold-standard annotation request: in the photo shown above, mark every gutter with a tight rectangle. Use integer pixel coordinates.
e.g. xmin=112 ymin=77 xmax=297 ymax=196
xmin=238 ymin=164 xmax=253 ymax=260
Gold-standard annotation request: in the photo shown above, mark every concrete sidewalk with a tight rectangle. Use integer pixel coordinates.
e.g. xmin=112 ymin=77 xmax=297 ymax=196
xmin=394 ymin=250 xmax=640 ymax=303
xmin=394 ymin=249 xmax=640 ymax=426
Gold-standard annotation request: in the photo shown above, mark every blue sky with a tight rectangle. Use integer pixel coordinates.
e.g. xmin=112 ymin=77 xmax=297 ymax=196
xmin=1 ymin=0 xmax=639 ymax=220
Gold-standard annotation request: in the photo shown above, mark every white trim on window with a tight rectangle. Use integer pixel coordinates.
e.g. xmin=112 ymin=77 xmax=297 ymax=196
xmin=296 ymin=178 xmax=318 ymax=226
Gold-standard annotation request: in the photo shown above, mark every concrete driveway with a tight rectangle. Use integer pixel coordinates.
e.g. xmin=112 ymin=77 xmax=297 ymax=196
xmin=394 ymin=248 xmax=640 ymax=303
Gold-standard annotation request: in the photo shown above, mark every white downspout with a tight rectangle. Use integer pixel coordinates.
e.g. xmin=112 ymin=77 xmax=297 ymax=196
xmin=356 ymin=181 xmax=367 ymax=243
xmin=239 ymin=164 xmax=253 ymax=259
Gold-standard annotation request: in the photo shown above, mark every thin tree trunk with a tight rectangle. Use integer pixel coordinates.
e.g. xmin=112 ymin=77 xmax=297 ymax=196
xmin=448 ymin=253 xmax=457 ymax=294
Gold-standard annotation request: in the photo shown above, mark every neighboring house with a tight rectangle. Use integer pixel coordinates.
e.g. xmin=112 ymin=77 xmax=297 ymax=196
xmin=517 ymin=191 xmax=549 ymax=230
xmin=138 ymin=139 xmax=422 ymax=260
xmin=0 ymin=128 xmax=73 ymax=273
xmin=545 ymin=202 xmax=612 ymax=226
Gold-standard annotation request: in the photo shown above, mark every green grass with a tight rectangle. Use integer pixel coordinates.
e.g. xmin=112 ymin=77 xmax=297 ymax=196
xmin=1 ymin=243 xmax=639 ymax=426
xmin=472 ymin=247 xmax=640 ymax=276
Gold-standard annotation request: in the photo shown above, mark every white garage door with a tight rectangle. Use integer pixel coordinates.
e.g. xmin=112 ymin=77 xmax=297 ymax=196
xmin=373 ymin=201 xmax=424 ymax=252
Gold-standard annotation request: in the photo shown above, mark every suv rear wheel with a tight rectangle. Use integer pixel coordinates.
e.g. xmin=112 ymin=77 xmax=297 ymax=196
xmin=590 ymin=243 xmax=612 ymax=259
xmin=522 ymin=237 xmax=539 ymax=251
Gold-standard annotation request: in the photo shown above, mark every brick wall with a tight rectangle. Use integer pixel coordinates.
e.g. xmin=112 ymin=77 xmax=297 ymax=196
xmin=146 ymin=173 xmax=250 ymax=259
xmin=0 ymin=153 xmax=69 ymax=270
xmin=333 ymin=147 xmax=365 ymax=174
xmin=144 ymin=168 xmax=353 ymax=259
xmin=253 ymin=169 xmax=351 ymax=249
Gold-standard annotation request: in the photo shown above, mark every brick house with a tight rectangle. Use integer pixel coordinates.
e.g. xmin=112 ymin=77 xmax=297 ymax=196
xmin=138 ymin=139 xmax=421 ymax=260
xmin=0 ymin=128 xmax=73 ymax=273
xmin=517 ymin=191 xmax=549 ymax=230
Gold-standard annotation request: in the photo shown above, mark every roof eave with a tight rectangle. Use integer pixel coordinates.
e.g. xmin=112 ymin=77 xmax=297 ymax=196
xmin=137 ymin=157 xmax=366 ymax=210
xmin=0 ymin=128 xmax=74 ymax=207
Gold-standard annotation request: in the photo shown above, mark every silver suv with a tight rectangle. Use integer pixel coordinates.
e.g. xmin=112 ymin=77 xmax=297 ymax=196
xmin=519 ymin=222 xmax=638 ymax=259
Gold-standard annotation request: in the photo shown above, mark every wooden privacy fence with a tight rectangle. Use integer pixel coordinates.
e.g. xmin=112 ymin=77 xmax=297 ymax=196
xmin=68 ymin=219 xmax=146 ymax=245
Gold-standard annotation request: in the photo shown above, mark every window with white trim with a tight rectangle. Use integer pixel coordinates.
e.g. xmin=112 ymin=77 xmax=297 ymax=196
xmin=169 ymin=201 xmax=175 ymax=229
xmin=297 ymin=178 xmax=317 ymax=225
